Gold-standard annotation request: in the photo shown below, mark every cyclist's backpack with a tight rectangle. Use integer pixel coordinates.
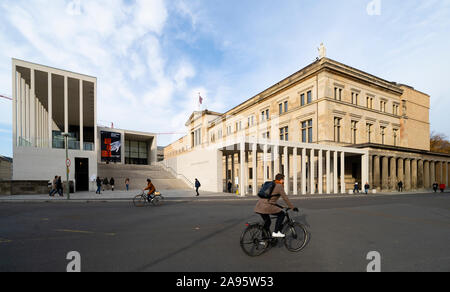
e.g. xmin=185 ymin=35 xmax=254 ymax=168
xmin=258 ymin=181 xmax=276 ymax=199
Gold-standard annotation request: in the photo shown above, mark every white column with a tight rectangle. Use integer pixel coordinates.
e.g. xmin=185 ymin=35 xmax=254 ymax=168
xmin=318 ymin=150 xmax=323 ymax=194
xmin=341 ymin=151 xmax=346 ymax=194
xmin=20 ymin=77 xmax=26 ymax=145
xmin=79 ymin=79 xmax=84 ymax=150
xmin=293 ymin=148 xmax=298 ymax=195
xmin=240 ymin=140 xmax=246 ymax=197
xmin=94 ymin=80 xmax=98 ymax=153
xmin=48 ymin=72 xmax=52 ymax=148
xmin=310 ymin=149 xmax=315 ymax=194
xmin=302 ymin=148 xmax=307 ymax=195
xmin=64 ymin=76 xmax=68 ymax=134
xmin=274 ymin=145 xmax=279 ymax=175
xmin=12 ymin=67 xmax=17 ymax=147
xmin=326 ymin=150 xmax=331 ymax=194
xmin=263 ymin=144 xmax=268 ymax=181
xmin=252 ymin=143 xmax=257 ymax=196
xmin=334 ymin=151 xmax=338 ymax=193
xmin=362 ymin=153 xmax=369 ymax=186
xmin=30 ymin=68 xmax=35 ymax=147
xmin=231 ymin=154 xmax=235 ymax=191
xmin=284 ymin=146 xmax=289 ymax=194
xmin=25 ymin=83 xmax=30 ymax=143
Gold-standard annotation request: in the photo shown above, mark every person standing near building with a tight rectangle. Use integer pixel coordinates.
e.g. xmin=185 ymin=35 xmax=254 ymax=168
xmin=353 ymin=182 xmax=359 ymax=194
xmin=125 ymin=178 xmax=130 ymax=191
xmin=56 ymin=176 xmax=63 ymax=197
xmin=96 ymin=177 xmax=102 ymax=194
xmin=364 ymin=182 xmax=370 ymax=195
xmin=103 ymin=177 xmax=109 ymax=192
xmin=227 ymin=180 xmax=232 ymax=193
xmin=110 ymin=177 xmax=115 ymax=191
xmin=433 ymin=182 xmax=439 ymax=193
xmin=195 ymin=179 xmax=201 ymax=197
xmin=398 ymin=181 xmax=403 ymax=192
xmin=49 ymin=176 xmax=58 ymax=197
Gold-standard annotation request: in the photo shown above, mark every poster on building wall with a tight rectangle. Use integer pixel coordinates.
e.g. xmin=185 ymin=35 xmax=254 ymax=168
xmin=101 ymin=131 xmax=121 ymax=162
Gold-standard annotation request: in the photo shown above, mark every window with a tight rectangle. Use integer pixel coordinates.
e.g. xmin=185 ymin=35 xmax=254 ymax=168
xmin=380 ymin=126 xmax=386 ymax=145
xmin=334 ymin=118 xmax=342 ymax=142
xmin=193 ymin=128 xmax=201 ymax=147
xmin=334 ymin=87 xmax=342 ymax=101
xmin=261 ymin=109 xmax=270 ymax=122
xmin=367 ymin=96 xmax=373 ymax=109
xmin=210 ymin=133 xmax=215 ymax=143
xmin=226 ymin=125 xmax=232 ymax=135
xmin=279 ymin=103 xmax=283 ymax=115
xmin=380 ymin=100 xmax=386 ymax=112
xmin=366 ymin=123 xmax=373 ymax=143
xmin=284 ymin=101 xmax=288 ymax=112
xmin=279 ymin=101 xmax=288 ymax=115
xmin=393 ymin=104 xmax=399 ymax=115
xmin=301 ymin=120 xmax=313 ymax=143
xmin=300 ymin=93 xmax=305 ymax=106
xmin=351 ymin=92 xmax=359 ymax=105
xmin=235 ymin=121 xmax=242 ymax=132
xmin=280 ymin=126 xmax=288 ymax=141
xmin=218 ymin=129 xmax=223 ymax=139
xmin=307 ymin=91 xmax=312 ymax=104
xmin=351 ymin=121 xmax=358 ymax=144
xmin=262 ymin=131 xmax=270 ymax=139
xmin=393 ymin=129 xmax=398 ymax=146
xmin=248 ymin=116 xmax=255 ymax=127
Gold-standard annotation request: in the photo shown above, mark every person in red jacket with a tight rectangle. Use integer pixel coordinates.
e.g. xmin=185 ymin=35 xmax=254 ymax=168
xmin=439 ymin=183 xmax=446 ymax=193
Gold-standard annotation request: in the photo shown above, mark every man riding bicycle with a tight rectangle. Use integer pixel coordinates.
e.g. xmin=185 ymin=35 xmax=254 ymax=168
xmin=254 ymin=173 xmax=299 ymax=238
xmin=143 ymin=179 xmax=156 ymax=202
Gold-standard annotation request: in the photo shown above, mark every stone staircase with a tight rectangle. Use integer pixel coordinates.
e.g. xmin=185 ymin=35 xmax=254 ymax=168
xmin=97 ymin=164 xmax=191 ymax=191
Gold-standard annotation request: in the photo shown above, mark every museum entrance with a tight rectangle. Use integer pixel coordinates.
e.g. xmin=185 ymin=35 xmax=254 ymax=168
xmin=75 ymin=158 xmax=89 ymax=192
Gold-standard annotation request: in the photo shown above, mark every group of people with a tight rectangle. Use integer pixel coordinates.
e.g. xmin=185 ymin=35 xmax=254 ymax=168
xmin=432 ymin=182 xmax=446 ymax=193
xmin=353 ymin=180 xmax=447 ymax=193
xmin=95 ymin=177 xmax=116 ymax=194
xmin=49 ymin=176 xmax=64 ymax=197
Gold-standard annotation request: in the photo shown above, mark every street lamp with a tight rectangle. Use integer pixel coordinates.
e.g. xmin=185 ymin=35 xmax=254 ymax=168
xmin=62 ymin=132 xmax=70 ymax=200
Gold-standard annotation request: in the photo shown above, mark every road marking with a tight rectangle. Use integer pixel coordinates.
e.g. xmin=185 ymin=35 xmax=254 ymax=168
xmin=0 ymin=238 xmax=12 ymax=244
xmin=54 ymin=229 xmax=116 ymax=236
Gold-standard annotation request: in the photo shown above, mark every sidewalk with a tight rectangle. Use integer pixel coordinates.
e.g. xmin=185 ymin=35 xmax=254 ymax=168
xmin=0 ymin=189 xmax=448 ymax=203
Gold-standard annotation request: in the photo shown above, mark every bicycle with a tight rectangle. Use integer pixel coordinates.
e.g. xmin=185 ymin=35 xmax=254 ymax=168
xmin=133 ymin=191 xmax=164 ymax=207
xmin=240 ymin=208 xmax=309 ymax=257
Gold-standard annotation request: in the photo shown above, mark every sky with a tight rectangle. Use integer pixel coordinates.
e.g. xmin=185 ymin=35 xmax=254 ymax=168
xmin=0 ymin=0 xmax=449 ymax=157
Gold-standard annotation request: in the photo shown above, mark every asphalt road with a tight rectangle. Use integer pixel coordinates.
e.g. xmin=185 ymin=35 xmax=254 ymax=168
xmin=0 ymin=193 xmax=449 ymax=272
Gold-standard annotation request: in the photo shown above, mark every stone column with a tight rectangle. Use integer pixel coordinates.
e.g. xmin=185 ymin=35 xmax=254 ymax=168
xmin=293 ymin=148 xmax=298 ymax=195
xmin=274 ymin=146 xmax=280 ymax=176
xmin=362 ymin=153 xmax=369 ymax=187
xmin=318 ymin=150 xmax=323 ymax=194
xmin=310 ymin=149 xmax=315 ymax=194
xmin=430 ymin=161 xmax=436 ymax=186
xmin=252 ymin=143 xmax=257 ymax=196
xmin=231 ymin=153 xmax=235 ymax=190
xmin=374 ymin=155 xmax=380 ymax=191
xmin=417 ymin=160 xmax=424 ymax=189
xmin=263 ymin=144 xmax=268 ymax=181
xmin=411 ymin=159 xmax=418 ymax=190
xmin=302 ymin=148 xmax=307 ymax=195
xmin=369 ymin=155 xmax=373 ymax=188
xmin=424 ymin=160 xmax=430 ymax=188
xmin=341 ymin=151 xmax=345 ymax=194
xmin=381 ymin=156 xmax=389 ymax=190
xmin=405 ymin=159 xmax=411 ymax=191
xmin=326 ymin=150 xmax=331 ymax=194
xmin=334 ymin=151 xmax=338 ymax=193
xmin=284 ymin=146 xmax=289 ymax=194
xmin=239 ymin=140 xmax=246 ymax=197
xmin=398 ymin=158 xmax=404 ymax=186
xmin=390 ymin=157 xmax=397 ymax=190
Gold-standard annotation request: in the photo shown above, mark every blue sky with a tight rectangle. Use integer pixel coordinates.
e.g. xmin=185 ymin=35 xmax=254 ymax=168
xmin=0 ymin=0 xmax=449 ymax=157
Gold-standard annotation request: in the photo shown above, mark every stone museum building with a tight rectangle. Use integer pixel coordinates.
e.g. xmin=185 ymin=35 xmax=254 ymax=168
xmin=163 ymin=51 xmax=450 ymax=195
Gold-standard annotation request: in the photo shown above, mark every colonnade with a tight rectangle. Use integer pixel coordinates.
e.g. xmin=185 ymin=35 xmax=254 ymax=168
xmin=370 ymin=155 xmax=449 ymax=191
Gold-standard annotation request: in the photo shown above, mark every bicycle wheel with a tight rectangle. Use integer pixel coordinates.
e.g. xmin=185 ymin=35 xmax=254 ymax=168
xmin=240 ymin=225 xmax=270 ymax=257
xmin=283 ymin=222 xmax=308 ymax=252
xmin=151 ymin=196 xmax=162 ymax=206
xmin=133 ymin=195 xmax=146 ymax=207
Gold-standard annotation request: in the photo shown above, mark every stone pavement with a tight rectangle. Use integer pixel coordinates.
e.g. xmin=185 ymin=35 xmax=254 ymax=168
xmin=0 ymin=188 xmax=448 ymax=203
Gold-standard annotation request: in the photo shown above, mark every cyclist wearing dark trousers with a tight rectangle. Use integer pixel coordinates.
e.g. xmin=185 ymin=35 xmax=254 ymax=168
xmin=143 ymin=179 xmax=156 ymax=202
xmin=254 ymin=173 xmax=298 ymax=238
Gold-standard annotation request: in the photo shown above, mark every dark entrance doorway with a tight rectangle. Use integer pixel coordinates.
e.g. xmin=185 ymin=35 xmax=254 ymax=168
xmin=75 ymin=158 xmax=89 ymax=192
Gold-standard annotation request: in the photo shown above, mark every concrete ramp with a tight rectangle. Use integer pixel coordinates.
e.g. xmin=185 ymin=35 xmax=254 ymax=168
xmin=97 ymin=164 xmax=191 ymax=191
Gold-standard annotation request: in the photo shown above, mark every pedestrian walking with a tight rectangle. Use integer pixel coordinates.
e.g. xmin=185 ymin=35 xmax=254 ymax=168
xmin=433 ymin=182 xmax=439 ymax=193
xmin=364 ymin=182 xmax=370 ymax=195
xmin=56 ymin=176 xmax=63 ymax=197
xmin=227 ymin=180 xmax=232 ymax=193
xmin=353 ymin=182 xmax=359 ymax=194
xmin=439 ymin=183 xmax=446 ymax=193
xmin=103 ymin=177 xmax=109 ymax=191
xmin=195 ymin=179 xmax=201 ymax=197
xmin=398 ymin=181 xmax=403 ymax=192
xmin=96 ymin=177 xmax=102 ymax=194
xmin=110 ymin=177 xmax=115 ymax=191
xmin=125 ymin=178 xmax=130 ymax=191
xmin=49 ymin=176 xmax=58 ymax=196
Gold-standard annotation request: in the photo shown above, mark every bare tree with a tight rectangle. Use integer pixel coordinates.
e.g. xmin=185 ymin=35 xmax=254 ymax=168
xmin=430 ymin=132 xmax=450 ymax=154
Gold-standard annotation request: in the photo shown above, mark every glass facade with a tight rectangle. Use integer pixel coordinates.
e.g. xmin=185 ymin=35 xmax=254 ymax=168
xmin=125 ymin=140 xmax=148 ymax=165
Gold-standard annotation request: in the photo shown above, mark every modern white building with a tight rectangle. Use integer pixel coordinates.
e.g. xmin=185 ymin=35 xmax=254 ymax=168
xmin=11 ymin=59 xmax=157 ymax=192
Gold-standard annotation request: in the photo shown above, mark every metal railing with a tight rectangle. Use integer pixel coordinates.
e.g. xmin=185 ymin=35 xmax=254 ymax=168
xmin=157 ymin=162 xmax=195 ymax=188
